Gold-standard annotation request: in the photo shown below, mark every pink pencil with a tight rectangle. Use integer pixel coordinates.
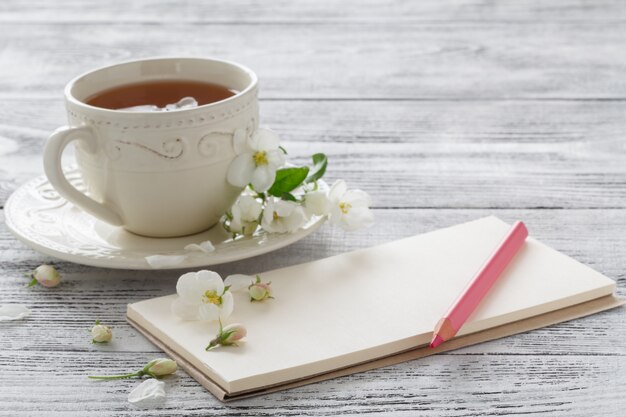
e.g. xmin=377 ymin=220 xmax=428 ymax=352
xmin=429 ymin=221 xmax=528 ymax=348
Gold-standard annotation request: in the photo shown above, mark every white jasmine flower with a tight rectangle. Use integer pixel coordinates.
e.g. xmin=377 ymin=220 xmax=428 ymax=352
xmin=29 ymin=264 xmax=61 ymax=288
xmin=171 ymin=270 xmax=234 ymax=322
xmin=128 ymin=379 xmax=166 ymax=409
xmin=261 ymin=198 xmax=307 ymax=233
xmin=91 ymin=320 xmax=112 ymax=343
xmin=327 ymin=180 xmax=374 ymax=231
xmin=230 ymin=195 xmax=263 ymax=236
xmin=227 ymin=128 xmax=285 ymax=192
xmin=206 ymin=321 xmax=247 ymax=350
xmin=145 ymin=255 xmax=187 ymax=269
xmin=303 ymin=190 xmax=330 ymax=217
xmin=0 ymin=304 xmax=31 ymax=321
xmin=184 ymin=240 xmax=215 ymax=254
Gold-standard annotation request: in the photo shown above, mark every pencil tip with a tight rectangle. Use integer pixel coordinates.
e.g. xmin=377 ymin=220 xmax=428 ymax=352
xmin=429 ymin=335 xmax=444 ymax=349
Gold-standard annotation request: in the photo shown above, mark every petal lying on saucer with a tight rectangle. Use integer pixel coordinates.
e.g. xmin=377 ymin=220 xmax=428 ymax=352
xmin=184 ymin=240 xmax=215 ymax=254
xmin=0 ymin=304 xmax=31 ymax=321
xmin=145 ymin=255 xmax=187 ymax=269
xmin=128 ymin=378 xmax=166 ymax=408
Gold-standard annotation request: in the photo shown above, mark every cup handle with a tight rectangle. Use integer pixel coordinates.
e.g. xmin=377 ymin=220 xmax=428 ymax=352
xmin=43 ymin=126 xmax=124 ymax=226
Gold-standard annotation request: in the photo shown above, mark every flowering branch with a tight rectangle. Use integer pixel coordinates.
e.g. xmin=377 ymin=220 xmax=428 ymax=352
xmin=224 ymin=133 xmax=373 ymax=237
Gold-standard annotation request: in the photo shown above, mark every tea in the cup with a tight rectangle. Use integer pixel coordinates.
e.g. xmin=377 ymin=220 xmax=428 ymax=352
xmin=85 ymin=79 xmax=236 ymax=111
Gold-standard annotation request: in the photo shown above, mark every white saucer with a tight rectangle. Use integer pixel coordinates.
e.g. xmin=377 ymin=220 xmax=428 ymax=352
xmin=5 ymin=167 xmax=326 ymax=270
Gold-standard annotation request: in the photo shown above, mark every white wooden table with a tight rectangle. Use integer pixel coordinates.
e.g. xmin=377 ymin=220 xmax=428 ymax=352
xmin=1 ymin=1 xmax=625 ymax=415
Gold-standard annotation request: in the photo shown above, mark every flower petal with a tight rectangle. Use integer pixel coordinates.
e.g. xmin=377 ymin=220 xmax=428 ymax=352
xmin=145 ymin=255 xmax=187 ymax=269
xmin=171 ymin=298 xmax=201 ymax=320
xmin=304 ymin=190 xmax=330 ymax=217
xmin=220 ymin=292 xmax=234 ymax=320
xmin=0 ymin=304 xmax=31 ymax=321
xmin=198 ymin=303 xmax=220 ymax=321
xmin=253 ymin=128 xmax=280 ymax=151
xmin=251 ymin=165 xmax=276 ymax=192
xmin=274 ymin=199 xmax=297 ymax=217
xmin=343 ymin=189 xmax=373 ymax=207
xmin=227 ymin=154 xmax=256 ymax=187
xmin=238 ymin=195 xmax=263 ymax=221
xmin=128 ymin=378 xmax=166 ymax=409
xmin=196 ymin=270 xmax=224 ymax=295
xmin=232 ymin=128 xmax=248 ymax=155
xmin=341 ymin=207 xmax=375 ymax=231
xmin=328 ymin=180 xmax=347 ymax=202
xmin=283 ymin=207 xmax=307 ymax=232
xmin=176 ymin=271 xmax=211 ymax=301
xmin=266 ymin=149 xmax=285 ymax=167
xmin=224 ymin=274 xmax=254 ymax=292
xmin=184 ymin=240 xmax=215 ymax=254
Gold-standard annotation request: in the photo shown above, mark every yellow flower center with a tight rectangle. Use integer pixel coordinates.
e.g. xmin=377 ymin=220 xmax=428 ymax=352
xmin=273 ymin=211 xmax=280 ymax=220
xmin=339 ymin=202 xmax=352 ymax=214
xmin=253 ymin=151 xmax=268 ymax=166
xmin=202 ymin=290 xmax=222 ymax=306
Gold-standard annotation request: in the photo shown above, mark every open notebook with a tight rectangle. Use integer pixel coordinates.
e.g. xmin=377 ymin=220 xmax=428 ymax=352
xmin=127 ymin=216 xmax=620 ymax=400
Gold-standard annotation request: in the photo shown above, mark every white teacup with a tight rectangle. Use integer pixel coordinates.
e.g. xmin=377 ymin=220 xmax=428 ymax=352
xmin=43 ymin=57 xmax=258 ymax=237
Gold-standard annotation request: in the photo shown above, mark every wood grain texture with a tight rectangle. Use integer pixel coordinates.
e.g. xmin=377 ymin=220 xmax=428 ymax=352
xmin=2 ymin=0 xmax=626 ymax=23
xmin=1 ymin=0 xmax=625 ymax=415
xmin=1 ymin=22 xmax=626 ymax=100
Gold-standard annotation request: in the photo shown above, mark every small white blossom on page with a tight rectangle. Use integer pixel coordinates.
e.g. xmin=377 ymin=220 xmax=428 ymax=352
xmin=171 ymin=270 xmax=234 ymax=322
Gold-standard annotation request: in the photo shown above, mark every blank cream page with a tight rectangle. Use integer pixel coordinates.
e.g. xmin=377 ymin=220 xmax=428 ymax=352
xmin=128 ymin=216 xmax=615 ymax=393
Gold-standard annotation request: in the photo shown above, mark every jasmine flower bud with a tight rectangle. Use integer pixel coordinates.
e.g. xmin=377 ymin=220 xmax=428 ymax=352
xmin=143 ymin=358 xmax=178 ymax=378
xmin=248 ymin=275 xmax=273 ymax=302
xmin=91 ymin=320 xmax=112 ymax=343
xmin=206 ymin=321 xmax=247 ymax=350
xmin=28 ymin=264 xmax=61 ymax=288
xmin=89 ymin=357 xmax=178 ymax=381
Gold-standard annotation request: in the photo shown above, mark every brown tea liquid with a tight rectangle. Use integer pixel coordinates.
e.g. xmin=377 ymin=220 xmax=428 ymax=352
xmin=85 ymin=79 xmax=236 ymax=110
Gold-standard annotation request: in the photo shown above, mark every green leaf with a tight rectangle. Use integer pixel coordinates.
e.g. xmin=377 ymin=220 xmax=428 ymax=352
xmin=305 ymin=153 xmax=328 ymax=183
xmin=267 ymin=167 xmax=309 ymax=197
xmin=281 ymin=192 xmax=297 ymax=202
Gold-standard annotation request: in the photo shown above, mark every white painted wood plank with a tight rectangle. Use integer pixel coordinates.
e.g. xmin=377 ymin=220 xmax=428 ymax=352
xmin=0 ymin=23 xmax=625 ymax=99
xmin=1 ymin=350 xmax=625 ymax=416
xmin=2 ymin=0 xmax=626 ymax=23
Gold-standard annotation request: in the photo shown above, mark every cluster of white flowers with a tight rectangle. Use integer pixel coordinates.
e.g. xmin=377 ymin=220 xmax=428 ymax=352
xmin=224 ymin=128 xmax=374 ymax=237
xmin=170 ymin=270 xmax=273 ymax=350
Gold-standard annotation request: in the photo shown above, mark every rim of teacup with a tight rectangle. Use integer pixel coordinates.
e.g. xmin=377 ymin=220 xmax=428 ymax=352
xmin=64 ymin=56 xmax=258 ymax=116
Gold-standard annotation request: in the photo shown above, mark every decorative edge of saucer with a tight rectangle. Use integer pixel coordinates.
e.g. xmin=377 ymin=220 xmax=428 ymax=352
xmin=5 ymin=169 xmax=326 ymax=270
